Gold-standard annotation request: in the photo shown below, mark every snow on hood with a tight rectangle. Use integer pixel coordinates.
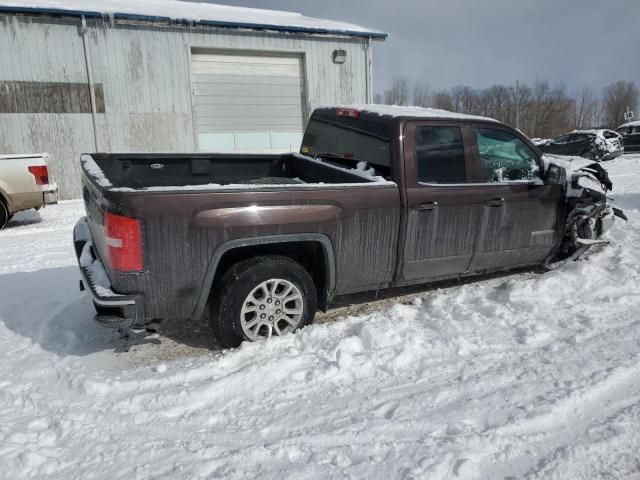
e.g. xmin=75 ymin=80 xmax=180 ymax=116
xmin=0 ymin=0 xmax=386 ymax=38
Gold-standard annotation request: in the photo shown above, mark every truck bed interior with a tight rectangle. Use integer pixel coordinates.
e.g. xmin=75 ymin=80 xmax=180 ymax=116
xmin=88 ymin=153 xmax=378 ymax=190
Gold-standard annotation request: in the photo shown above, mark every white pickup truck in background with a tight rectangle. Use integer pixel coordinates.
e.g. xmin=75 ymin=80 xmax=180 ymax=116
xmin=0 ymin=153 xmax=58 ymax=229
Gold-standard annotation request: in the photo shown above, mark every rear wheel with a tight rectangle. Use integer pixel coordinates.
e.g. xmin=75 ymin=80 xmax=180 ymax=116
xmin=210 ymin=255 xmax=317 ymax=348
xmin=0 ymin=200 xmax=8 ymax=230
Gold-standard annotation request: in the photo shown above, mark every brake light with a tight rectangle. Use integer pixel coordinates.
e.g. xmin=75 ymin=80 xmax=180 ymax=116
xmin=104 ymin=212 xmax=143 ymax=272
xmin=336 ymin=108 xmax=360 ymax=118
xmin=28 ymin=165 xmax=49 ymax=185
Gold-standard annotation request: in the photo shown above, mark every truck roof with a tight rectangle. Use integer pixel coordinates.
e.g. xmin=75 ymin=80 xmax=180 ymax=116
xmin=322 ymin=104 xmax=501 ymax=124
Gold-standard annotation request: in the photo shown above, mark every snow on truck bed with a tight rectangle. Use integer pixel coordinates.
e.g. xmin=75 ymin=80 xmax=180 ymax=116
xmin=1 ymin=156 xmax=640 ymax=479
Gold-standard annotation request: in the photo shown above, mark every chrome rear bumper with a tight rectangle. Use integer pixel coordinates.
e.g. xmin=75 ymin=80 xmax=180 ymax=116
xmin=73 ymin=217 xmax=143 ymax=327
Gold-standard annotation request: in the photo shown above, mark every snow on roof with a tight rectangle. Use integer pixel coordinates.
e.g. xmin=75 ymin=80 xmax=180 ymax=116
xmin=618 ymin=120 xmax=640 ymax=128
xmin=0 ymin=0 xmax=387 ymax=38
xmin=334 ymin=104 xmax=501 ymax=123
xmin=573 ymin=129 xmax=612 ymax=135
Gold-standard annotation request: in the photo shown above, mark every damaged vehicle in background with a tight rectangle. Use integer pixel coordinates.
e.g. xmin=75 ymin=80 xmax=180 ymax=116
xmin=616 ymin=121 xmax=640 ymax=152
xmin=73 ymin=105 xmax=625 ymax=348
xmin=537 ymin=129 xmax=624 ymax=161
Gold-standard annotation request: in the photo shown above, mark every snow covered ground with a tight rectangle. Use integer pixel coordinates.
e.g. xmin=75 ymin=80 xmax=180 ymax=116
xmin=1 ymin=156 xmax=639 ymax=479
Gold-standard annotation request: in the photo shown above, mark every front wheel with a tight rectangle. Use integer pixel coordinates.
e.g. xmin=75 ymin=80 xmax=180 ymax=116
xmin=581 ymin=150 xmax=596 ymax=161
xmin=210 ymin=255 xmax=317 ymax=348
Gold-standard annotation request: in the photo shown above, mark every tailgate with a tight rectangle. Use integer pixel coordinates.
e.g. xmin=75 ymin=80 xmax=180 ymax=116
xmin=82 ymin=178 xmax=110 ymax=266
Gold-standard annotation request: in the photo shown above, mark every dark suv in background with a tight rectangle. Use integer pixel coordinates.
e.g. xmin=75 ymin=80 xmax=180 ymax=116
xmin=616 ymin=122 xmax=640 ymax=152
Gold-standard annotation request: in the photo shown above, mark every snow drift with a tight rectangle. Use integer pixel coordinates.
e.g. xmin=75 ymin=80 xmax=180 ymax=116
xmin=0 ymin=157 xmax=639 ymax=479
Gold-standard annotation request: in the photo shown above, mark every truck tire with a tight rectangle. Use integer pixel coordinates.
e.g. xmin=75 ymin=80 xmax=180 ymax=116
xmin=211 ymin=255 xmax=317 ymax=348
xmin=0 ymin=200 xmax=8 ymax=230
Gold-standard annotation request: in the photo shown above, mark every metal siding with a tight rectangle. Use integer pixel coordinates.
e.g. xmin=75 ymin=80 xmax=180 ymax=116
xmin=0 ymin=14 xmax=370 ymax=198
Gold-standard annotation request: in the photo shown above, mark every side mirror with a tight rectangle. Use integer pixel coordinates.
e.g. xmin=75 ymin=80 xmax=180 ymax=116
xmin=544 ymin=164 xmax=567 ymax=185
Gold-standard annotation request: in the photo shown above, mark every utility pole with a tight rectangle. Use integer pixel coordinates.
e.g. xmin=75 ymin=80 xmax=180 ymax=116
xmin=515 ymin=80 xmax=520 ymax=130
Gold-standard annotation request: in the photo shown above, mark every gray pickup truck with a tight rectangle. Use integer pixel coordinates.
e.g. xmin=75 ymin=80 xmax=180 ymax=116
xmin=74 ymin=105 xmax=621 ymax=347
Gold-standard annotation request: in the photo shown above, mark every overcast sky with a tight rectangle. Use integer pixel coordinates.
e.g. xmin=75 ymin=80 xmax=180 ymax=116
xmin=203 ymin=0 xmax=640 ymax=96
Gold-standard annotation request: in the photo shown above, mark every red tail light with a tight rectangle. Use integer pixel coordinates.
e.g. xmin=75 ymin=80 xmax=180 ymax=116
xmin=104 ymin=212 xmax=143 ymax=272
xmin=336 ymin=108 xmax=360 ymax=118
xmin=28 ymin=165 xmax=49 ymax=185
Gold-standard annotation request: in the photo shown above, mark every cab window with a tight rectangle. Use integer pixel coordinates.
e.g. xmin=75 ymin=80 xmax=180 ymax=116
xmin=415 ymin=126 xmax=466 ymax=184
xmin=476 ymin=128 xmax=540 ymax=182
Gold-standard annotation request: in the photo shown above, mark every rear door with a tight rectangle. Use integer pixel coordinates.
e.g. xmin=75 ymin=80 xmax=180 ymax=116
xmin=400 ymin=121 xmax=485 ymax=282
xmin=467 ymin=126 xmax=563 ymax=271
xmin=566 ymin=133 xmax=593 ymax=156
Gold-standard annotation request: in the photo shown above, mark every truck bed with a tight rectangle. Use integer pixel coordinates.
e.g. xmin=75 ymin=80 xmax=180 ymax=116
xmin=77 ymin=150 xmax=400 ymax=325
xmin=82 ymin=152 xmax=389 ymax=192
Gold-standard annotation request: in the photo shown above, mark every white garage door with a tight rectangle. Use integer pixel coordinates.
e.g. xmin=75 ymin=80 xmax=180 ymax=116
xmin=191 ymin=52 xmax=305 ymax=153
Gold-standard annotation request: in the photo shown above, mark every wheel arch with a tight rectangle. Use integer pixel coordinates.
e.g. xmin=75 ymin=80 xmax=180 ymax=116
xmin=190 ymin=233 xmax=336 ymax=320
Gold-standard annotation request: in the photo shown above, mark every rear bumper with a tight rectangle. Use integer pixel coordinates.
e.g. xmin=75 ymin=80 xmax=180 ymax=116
xmin=73 ymin=217 xmax=144 ymax=327
xmin=43 ymin=183 xmax=58 ymax=205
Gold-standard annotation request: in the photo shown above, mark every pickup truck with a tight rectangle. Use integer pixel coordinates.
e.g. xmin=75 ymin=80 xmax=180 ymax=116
xmin=0 ymin=153 xmax=58 ymax=229
xmin=74 ymin=105 xmax=621 ymax=347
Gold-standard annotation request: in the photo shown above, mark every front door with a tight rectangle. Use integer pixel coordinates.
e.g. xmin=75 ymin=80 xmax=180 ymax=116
xmin=401 ymin=121 xmax=484 ymax=282
xmin=467 ymin=126 xmax=563 ymax=271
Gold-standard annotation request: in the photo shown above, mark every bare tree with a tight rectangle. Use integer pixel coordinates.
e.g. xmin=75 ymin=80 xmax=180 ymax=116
xmin=602 ymin=81 xmax=639 ymax=127
xmin=372 ymin=77 xmax=625 ymax=138
xmin=479 ymin=85 xmax=512 ymax=122
xmin=383 ymin=76 xmax=410 ymax=105
xmin=412 ymin=83 xmax=431 ymax=107
xmin=432 ymin=90 xmax=454 ymax=111
xmin=373 ymin=93 xmax=383 ymax=104
xmin=572 ymin=87 xmax=601 ymax=129
xmin=520 ymin=81 xmax=572 ymax=138
xmin=450 ymin=85 xmax=479 ymax=114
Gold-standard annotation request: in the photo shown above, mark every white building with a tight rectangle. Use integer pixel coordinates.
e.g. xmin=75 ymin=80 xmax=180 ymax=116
xmin=0 ymin=0 xmax=386 ymax=198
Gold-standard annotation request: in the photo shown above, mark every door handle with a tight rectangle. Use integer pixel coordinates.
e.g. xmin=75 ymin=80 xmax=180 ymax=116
xmin=414 ymin=201 xmax=439 ymax=211
xmin=484 ymin=197 xmax=505 ymax=207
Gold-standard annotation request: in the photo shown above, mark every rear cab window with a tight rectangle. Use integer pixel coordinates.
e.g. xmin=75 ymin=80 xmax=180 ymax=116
xmin=301 ymin=111 xmax=392 ymax=179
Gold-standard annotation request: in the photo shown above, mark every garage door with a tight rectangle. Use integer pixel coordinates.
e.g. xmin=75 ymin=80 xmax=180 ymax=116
xmin=191 ymin=52 xmax=305 ymax=153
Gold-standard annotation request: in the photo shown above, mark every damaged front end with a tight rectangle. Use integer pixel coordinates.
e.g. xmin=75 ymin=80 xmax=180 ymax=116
xmin=544 ymin=155 xmax=627 ymax=266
